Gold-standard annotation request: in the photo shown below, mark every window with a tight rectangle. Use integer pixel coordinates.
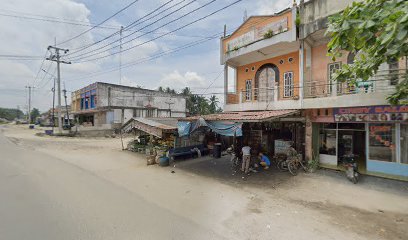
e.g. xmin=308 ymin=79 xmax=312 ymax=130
xmin=245 ymin=80 xmax=252 ymax=101
xmin=251 ymin=66 xmax=255 ymax=71
xmin=369 ymin=123 xmax=396 ymax=162
xmin=319 ymin=128 xmax=337 ymax=156
xmin=388 ymin=59 xmax=399 ymax=85
xmin=328 ymin=62 xmax=341 ymax=94
xmin=288 ymin=57 xmax=294 ymax=63
xmin=227 ymin=66 xmax=237 ymax=93
xmin=401 ymin=124 xmax=408 ymax=164
xmin=283 ymin=72 xmax=294 ymax=97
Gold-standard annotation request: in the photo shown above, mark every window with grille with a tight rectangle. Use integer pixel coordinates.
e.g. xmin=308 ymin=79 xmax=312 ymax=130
xmin=328 ymin=62 xmax=341 ymax=94
xmin=245 ymin=80 xmax=252 ymax=101
xmin=283 ymin=72 xmax=294 ymax=97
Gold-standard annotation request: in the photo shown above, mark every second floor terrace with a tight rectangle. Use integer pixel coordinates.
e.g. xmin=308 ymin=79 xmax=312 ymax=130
xmin=220 ymin=5 xmax=298 ymax=66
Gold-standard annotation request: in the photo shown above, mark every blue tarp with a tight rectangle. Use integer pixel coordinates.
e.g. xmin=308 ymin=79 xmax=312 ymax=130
xmin=178 ymin=118 xmax=242 ymax=137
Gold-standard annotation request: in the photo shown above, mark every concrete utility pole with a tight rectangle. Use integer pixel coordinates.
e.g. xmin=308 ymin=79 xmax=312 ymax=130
xmin=46 ymin=46 xmax=71 ymax=134
xmin=25 ymin=86 xmax=35 ymax=123
xmin=119 ymin=26 xmax=124 ymax=85
xmin=42 ymin=69 xmax=56 ymax=131
xmin=63 ymin=85 xmax=70 ymax=126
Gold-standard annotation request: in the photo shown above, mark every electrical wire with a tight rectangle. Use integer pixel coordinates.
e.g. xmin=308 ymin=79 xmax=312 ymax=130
xmin=67 ymin=0 xmax=201 ymax=59
xmin=70 ymin=0 xmax=244 ymax=63
xmin=68 ymin=0 xmax=179 ymax=52
xmin=57 ymin=0 xmax=141 ymax=45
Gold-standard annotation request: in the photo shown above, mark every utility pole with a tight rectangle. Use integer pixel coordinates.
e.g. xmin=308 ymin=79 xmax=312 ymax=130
xmin=25 ymin=86 xmax=35 ymax=123
xmin=119 ymin=26 xmax=124 ymax=85
xmin=46 ymin=46 xmax=71 ymax=134
xmin=63 ymin=84 xmax=70 ymax=127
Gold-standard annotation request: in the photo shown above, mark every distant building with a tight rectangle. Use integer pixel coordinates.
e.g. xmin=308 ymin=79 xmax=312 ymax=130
xmin=39 ymin=105 xmax=73 ymax=126
xmin=71 ymin=82 xmax=187 ymax=129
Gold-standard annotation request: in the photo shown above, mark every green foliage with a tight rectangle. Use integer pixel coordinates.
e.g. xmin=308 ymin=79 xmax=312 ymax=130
xmin=327 ymin=0 xmax=408 ymax=104
xmin=263 ymin=29 xmax=274 ymax=39
xmin=0 ymin=107 xmax=24 ymax=121
xmin=30 ymin=108 xmax=40 ymax=123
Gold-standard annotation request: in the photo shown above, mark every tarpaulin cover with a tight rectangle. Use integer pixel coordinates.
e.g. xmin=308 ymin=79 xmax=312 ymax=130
xmin=178 ymin=118 xmax=242 ymax=137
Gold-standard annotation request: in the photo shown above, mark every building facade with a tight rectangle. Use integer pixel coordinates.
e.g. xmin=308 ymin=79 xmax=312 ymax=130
xmin=221 ymin=0 xmax=408 ymax=179
xmin=71 ymin=82 xmax=187 ymax=129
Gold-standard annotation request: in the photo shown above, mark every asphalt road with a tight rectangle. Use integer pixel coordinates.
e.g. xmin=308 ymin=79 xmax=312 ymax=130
xmin=0 ymin=130 xmax=223 ymax=240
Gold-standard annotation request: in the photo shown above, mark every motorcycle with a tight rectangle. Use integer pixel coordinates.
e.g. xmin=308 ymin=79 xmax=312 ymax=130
xmin=341 ymin=154 xmax=359 ymax=184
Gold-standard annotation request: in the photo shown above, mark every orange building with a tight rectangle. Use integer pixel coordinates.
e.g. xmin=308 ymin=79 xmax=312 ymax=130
xmin=216 ymin=0 xmax=408 ymax=180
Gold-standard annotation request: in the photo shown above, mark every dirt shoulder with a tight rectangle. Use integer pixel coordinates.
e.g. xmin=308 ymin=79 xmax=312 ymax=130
xmin=2 ymin=124 xmax=408 ymax=240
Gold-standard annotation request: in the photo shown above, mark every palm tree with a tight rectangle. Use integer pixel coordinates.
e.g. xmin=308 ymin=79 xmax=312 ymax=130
xmin=209 ymin=95 xmax=219 ymax=113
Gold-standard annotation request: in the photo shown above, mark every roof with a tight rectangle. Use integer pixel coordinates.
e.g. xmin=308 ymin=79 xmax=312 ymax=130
xmin=121 ymin=117 xmax=177 ymax=138
xmin=180 ymin=110 xmax=299 ymax=122
xmin=132 ymin=118 xmax=177 ymax=130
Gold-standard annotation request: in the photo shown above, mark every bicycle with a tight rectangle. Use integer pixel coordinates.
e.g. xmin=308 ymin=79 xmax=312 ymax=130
xmin=287 ymin=153 xmax=308 ymax=176
xmin=273 ymin=153 xmax=288 ymax=171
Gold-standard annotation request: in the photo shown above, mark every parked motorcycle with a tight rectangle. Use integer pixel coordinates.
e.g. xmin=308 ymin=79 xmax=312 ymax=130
xmin=341 ymin=154 xmax=359 ymax=184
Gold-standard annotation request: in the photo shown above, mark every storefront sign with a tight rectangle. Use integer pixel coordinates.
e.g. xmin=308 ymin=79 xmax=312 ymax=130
xmin=226 ymin=17 xmax=288 ymax=52
xmin=334 ymin=105 xmax=408 ymax=122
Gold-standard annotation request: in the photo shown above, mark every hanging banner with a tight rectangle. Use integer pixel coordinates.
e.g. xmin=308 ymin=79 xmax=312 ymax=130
xmin=334 ymin=105 xmax=408 ymax=122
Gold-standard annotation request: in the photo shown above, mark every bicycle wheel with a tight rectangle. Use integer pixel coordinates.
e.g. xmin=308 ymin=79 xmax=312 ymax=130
xmin=288 ymin=161 xmax=298 ymax=176
xmin=299 ymin=160 xmax=308 ymax=172
xmin=278 ymin=160 xmax=288 ymax=172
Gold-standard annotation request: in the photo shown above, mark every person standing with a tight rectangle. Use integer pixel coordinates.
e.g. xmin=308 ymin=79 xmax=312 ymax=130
xmin=241 ymin=142 xmax=251 ymax=174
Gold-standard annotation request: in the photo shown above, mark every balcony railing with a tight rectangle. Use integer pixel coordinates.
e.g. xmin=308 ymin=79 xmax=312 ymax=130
xmin=304 ymin=69 xmax=407 ymax=99
xmin=238 ymin=85 xmax=299 ymax=103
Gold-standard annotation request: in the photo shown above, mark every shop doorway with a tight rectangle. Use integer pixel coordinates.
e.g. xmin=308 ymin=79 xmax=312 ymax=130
xmin=337 ymin=124 xmax=366 ymax=171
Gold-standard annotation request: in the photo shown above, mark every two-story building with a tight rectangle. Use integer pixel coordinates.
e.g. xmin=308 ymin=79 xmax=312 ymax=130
xmin=220 ymin=0 xmax=407 ymax=179
xmin=71 ymin=82 xmax=187 ymax=130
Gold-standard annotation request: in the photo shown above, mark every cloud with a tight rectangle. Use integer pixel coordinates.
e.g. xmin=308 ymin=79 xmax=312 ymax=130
xmin=159 ymin=70 xmax=207 ymax=90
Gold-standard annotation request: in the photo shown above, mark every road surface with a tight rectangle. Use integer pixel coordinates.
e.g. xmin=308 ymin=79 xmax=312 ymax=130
xmin=0 ymin=129 xmax=222 ymax=240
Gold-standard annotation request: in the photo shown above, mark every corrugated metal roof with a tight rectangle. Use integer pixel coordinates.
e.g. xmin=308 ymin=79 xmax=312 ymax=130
xmin=180 ymin=110 xmax=299 ymax=122
xmin=132 ymin=117 xmax=177 ymax=130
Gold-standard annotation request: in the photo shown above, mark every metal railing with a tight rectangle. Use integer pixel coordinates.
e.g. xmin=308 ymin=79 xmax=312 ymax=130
xmin=304 ymin=69 xmax=407 ymax=98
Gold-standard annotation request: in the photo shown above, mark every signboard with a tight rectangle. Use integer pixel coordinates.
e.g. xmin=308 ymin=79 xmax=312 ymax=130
xmin=334 ymin=105 xmax=408 ymax=122
xmin=257 ymin=17 xmax=288 ymax=39
xmin=226 ymin=17 xmax=288 ymax=52
xmin=227 ymin=30 xmax=255 ymax=52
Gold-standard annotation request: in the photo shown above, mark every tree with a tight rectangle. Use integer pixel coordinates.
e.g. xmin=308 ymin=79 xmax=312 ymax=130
xmin=209 ymin=95 xmax=219 ymax=113
xmin=0 ymin=108 xmax=24 ymax=121
xmin=30 ymin=108 xmax=40 ymax=123
xmin=327 ymin=0 xmax=408 ymax=105
xmin=157 ymin=86 xmax=164 ymax=92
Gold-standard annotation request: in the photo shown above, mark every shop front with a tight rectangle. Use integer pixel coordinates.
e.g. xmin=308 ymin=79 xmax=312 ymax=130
xmin=310 ymin=106 xmax=408 ymax=179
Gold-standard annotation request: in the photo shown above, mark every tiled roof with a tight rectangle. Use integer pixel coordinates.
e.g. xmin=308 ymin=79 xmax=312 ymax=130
xmin=181 ymin=110 xmax=299 ymax=122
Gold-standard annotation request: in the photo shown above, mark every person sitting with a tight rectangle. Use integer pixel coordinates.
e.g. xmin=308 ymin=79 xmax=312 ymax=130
xmin=258 ymin=153 xmax=271 ymax=170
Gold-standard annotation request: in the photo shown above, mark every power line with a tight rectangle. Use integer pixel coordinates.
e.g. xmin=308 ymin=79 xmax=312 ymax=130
xmin=67 ymin=0 xmax=200 ymax=59
xmin=0 ymin=12 xmax=122 ymax=29
xmin=71 ymin=0 xmax=244 ymax=63
xmin=57 ymin=0 xmax=141 ymax=45
xmin=66 ymin=33 xmax=221 ymax=82
xmin=68 ymin=0 xmax=179 ymax=52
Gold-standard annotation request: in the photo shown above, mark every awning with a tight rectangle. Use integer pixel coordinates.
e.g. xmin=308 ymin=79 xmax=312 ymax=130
xmin=178 ymin=118 xmax=243 ymax=137
xmin=180 ymin=110 xmax=299 ymax=123
xmin=121 ymin=117 xmax=177 ymax=138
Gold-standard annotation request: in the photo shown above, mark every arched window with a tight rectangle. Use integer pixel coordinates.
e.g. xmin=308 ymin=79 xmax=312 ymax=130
xmin=255 ymin=64 xmax=279 ymax=101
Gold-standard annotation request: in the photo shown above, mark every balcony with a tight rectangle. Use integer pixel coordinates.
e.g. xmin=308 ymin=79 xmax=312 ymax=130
xmin=225 ymin=85 xmax=301 ymax=112
xmin=303 ymin=69 xmax=407 ymax=109
xmin=225 ymin=69 xmax=407 ymax=112
xmin=221 ymin=7 xmax=297 ymax=66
